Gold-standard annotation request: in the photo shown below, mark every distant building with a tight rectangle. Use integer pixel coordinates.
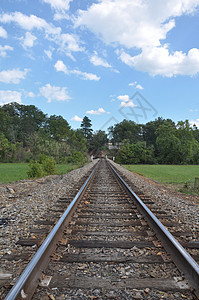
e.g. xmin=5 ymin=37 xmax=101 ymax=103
xmin=108 ymin=142 xmax=121 ymax=150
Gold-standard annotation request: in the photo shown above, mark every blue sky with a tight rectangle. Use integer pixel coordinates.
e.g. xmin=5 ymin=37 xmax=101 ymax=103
xmin=0 ymin=0 xmax=199 ymax=131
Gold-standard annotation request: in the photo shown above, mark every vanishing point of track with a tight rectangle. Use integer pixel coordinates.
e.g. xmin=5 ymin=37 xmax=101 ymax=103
xmin=5 ymin=159 xmax=199 ymax=299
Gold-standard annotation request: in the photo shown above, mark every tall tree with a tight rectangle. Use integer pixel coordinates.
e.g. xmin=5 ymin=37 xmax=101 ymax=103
xmin=192 ymin=124 xmax=199 ymax=142
xmin=68 ymin=129 xmax=87 ymax=154
xmin=46 ymin=115 xmax=71 ymax=142
xmin=19 ymin=104 xmax=47 ymax=145
xmin=80 ymin=116 xmax=93 ymax=141
xmin=109 ymin=119 xmax=142 ymax=144
xmin=142 ymin=118 xmax=175 ymax=146
xmin=156 ymin=124 xmax=181 ymax=164
xmin=176 ymin=120 xmax=199 ymax=163
xmin=1 ymin=102 xmax=21 ymax=142
xmin=1 ymin=102 xmax=47 ymax=145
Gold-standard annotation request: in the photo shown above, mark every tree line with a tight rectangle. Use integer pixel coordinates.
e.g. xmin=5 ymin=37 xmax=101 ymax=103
xmin=109 ymin=118 xmax=199 ymax=164
xmin=0 ymin=102 xmax=108 ymax=163
xmin=1 ymin=102 xmax=199 ymax=165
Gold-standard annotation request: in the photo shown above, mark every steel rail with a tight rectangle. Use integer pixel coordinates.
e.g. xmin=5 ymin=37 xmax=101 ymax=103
xmin=5 ymin=161 xmax=99 ymax=300
xmin=107 ymin=160 xmax=199 ymax=296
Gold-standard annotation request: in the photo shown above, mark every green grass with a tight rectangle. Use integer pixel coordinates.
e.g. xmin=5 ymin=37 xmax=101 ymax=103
xmin=123 ymin=164 xmax=199 ymax=184
xmin=0 ymin=163 xmax=29 ymax=183
xmin=57 ymin=164 xmax=81 ymax=175
xmin=0 ymin=163 xmax=82 ymax=183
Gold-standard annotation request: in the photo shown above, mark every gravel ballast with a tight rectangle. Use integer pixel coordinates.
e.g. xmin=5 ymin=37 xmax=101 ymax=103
xmin=110 ymin=160 xmax=199 ymax=239
xmin=1 ymin=159 xmax=198 ymax=299
xmin=0 ymin=161 xmax=98 ymax=290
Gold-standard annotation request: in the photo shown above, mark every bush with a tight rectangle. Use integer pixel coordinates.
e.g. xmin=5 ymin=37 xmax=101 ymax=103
xmin=66 ymin=151 xmax=87 ymax=164
xmin=27 ymin=155 xmax=56 ymax=178
xmin=42 ymin=156 xmax=56 ymax=175
xmin=27 ymin=162 xmax=44 ymax=178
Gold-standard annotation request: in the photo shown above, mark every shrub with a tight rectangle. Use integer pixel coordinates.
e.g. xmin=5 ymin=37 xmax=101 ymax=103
xmin=27 ymin=155 xmax=56 ymax=178
xmin=66 ymin=151 xmax=87 ymax=164
xmin=27 ymin=162 xmax=44 ymax=178
xmin=42 ymin=156 xmax=56 ymax=175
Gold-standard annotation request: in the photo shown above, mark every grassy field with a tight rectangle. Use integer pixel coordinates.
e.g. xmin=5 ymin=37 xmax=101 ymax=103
xmin=1 ymin=163 xmax=199 ymax=189
xmin=0 ymin=163 xmax=81 ymax=183
xmin=123 ymin=164 xmax=199 ymax=184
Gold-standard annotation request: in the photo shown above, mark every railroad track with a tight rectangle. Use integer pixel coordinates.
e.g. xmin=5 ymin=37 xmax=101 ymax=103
xmin=3 ymin=159 xmax=199 ymax=299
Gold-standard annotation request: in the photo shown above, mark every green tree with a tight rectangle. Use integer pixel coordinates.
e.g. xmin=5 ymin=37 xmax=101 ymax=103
xmin=192 ymin=124 xmax=199 ymax=143
xmin=19 ymin=104 xmax=46 ymax=145
xmin=1 ymin=103 xmax=47 ymax=146
xmin=68 ymin=129 xmax=87 ymax=154
xmin=80 ymin=116 xmax=93 ymax=141
xmin=89 ymin=130 xmax=108 ymax=154
xmin=109 ymin=119 xmax=142 ymax=145
xmin=156 ymin=124 xmax=182 ymax=164
xmin=142 ymin=118 xmax=176 ymax=156
xmin=0 ymin=107 xmax=11 ymax=139
xmin=46 ymin=115 xmax=71 ymax=142
xmin=117 ymin=142 xmax=155 ymax=164
xmin=176 ymin=120 xmax=199 ymax=163
xmin=1 ymin=102 xmax=21 ymax=142
xmin=0 ymin=133 xmax=10 ymax=161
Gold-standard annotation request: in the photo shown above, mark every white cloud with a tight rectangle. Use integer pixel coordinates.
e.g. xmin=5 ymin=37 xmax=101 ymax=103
xmin=109 ymin=94 xmax=116 ymax=102
xmin=75 ymin=0 xmax=176 ymax=48
xmin=0 ymin=12 xmax=83 ymax=56
xmin=0 ymin=45 xmax=13 ymax=57
xmin=0 ymin=26 xmax=7 ymax=38
xmin=42 ymin=0 xmax=72 ymax=20
xmin=55 ymin=60 xmax=100 ymax=81
xmin=54 ymin=12 xmax=70 ymax=21
xmin=0 ymin=68 xmax=29 ymax=84
xmin=54 ymin=60 xmax=69 ymax=73
xmin=40 ymin=83 xmax=71 ymax=102
xmin=0 ymin=12 xmax=58 ymax=33
xmin=0 ymin=90 xmax=22 ymax=105
xmin=42 ymin=0 xmax=71 ymax=11
xmin=72 ymin=70 xmax=100 ymax=81
xmin=76 ymin=0 xmax=199 ymax=49
xmin=129 ymin=81 xmax=144 ymax=89
xmin=90 ymin=53 xmax=111 ymax=68
xmin=120 ymin=46 xmax=199 ymax=77
xmin=27 ymin=91 xmax=35 ymax=98
xmin=129 ymin=82 xmax=136 ymax=86
xmin=190 ymin=118 xmax=199 ymax=127
xmin=117 ymin=94 xmax=136 ymax=108
xmin=117 ymin=95 xmax=130 ymax=102
xmin=58 ymin=33 xmax=84 ymax=53
xmin=120 ymin=101 xmax=136 ymax=108
xmin=22 ymin=90 xmax=36 ymax=98
xmin=71 ymin=115 xmax=83 ymax=122
xmin=112 ymin=68 xmax=120 ymax=73
xmin=75 ymin=0 xmax=199 ymax=77
xmin=21 ymin=32 xmax=37 ymax=49
xmin=86 ymin=107 xmax=110 ymax=115
xmin=136 ymin=84 xmax=144 ymax=90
